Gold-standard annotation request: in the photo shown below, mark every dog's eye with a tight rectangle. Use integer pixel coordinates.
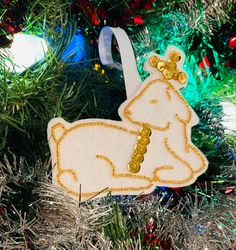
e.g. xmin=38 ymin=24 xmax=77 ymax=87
xmin=150 ymin=99 xmax=158 ymax=104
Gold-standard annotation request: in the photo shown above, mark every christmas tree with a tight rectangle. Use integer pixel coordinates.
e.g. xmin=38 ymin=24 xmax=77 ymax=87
xmin=0 ymin=0 xmax=236 ymax=249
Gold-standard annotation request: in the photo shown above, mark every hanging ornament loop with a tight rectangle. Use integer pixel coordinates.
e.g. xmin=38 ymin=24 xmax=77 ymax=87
xmin=98 ymin=26 xmax=142 ymax=98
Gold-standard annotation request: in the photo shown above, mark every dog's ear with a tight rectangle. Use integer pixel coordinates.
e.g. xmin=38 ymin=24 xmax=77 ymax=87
xmin=48 ymin=118 xmax=67 ymax=143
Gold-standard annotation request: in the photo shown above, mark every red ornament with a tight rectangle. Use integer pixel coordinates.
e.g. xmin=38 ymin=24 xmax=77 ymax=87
xmin=133 ymin=15 xmax=143 ymax=25
xmin=199 ymin=56 xmax=210 ymax=69
xmin=228 ymin=36 xmax=236 ymax=48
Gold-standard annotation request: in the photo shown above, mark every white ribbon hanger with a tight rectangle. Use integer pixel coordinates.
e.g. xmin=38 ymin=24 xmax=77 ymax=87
xmin=98 ymin=26 xmax=142 ymax=98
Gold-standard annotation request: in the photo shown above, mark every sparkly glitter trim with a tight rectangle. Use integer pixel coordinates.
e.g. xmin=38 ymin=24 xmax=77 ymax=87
xmin=56 ymin=154 xmax=153 ymax=198
xmin=123 ymin=78 xmax=192 ymax=129
xmin=50 ymin=78 xmax=207 ymax=198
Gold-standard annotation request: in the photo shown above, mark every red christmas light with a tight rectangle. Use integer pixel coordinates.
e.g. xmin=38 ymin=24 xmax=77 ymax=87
xmin=228 ymin=36 xmax=236 ymax=48
xmin=134 ymin=15 xmax=143 ymax=25
xmin=198 ymin=56 xmax=210 ymax=69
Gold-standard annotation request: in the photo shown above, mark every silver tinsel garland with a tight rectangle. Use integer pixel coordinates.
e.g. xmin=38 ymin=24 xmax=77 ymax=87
xmin=180 ymin=0 xmax=236 ymax=35
xmin=34 ymin=183 xmax=113 ymax=249
xmin=1 ymin=157 xmax=236 ymax=249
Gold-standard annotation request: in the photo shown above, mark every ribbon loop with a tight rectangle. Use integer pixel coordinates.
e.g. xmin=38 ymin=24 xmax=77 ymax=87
xmin=99 ymin=26 xmax=141 ymax=98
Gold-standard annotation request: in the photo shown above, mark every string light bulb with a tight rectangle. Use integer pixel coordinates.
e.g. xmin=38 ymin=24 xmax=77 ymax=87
xmin=2 ymin=33 xmax=48 ymax=73
xmin=221 ymin=101 xmax=236 ymax=134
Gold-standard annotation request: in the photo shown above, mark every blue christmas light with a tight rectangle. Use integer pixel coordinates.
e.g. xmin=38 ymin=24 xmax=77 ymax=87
xmin=62 ymin=29 xmax=86 ymax=64
xmin=1 ymin=28 xmax=86 ymax=73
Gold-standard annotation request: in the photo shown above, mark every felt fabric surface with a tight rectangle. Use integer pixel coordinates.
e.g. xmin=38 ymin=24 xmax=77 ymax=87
xmin=47 ymin=28 xmax=208 ymax=201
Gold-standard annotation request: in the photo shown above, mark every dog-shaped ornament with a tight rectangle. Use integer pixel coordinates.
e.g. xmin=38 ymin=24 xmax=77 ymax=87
xmin=48 ymin=27 xmax=208 ymax=201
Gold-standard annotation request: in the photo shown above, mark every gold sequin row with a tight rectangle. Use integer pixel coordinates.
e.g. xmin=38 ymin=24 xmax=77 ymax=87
xmin=149 ymin=51 xmax=187 ymax=84
xmin=128 ymin=125 xmax=152 ymax=173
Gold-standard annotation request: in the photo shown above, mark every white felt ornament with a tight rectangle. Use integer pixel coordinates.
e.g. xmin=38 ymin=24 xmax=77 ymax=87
xmin=48 ymin=26 xmax=208 ymax=201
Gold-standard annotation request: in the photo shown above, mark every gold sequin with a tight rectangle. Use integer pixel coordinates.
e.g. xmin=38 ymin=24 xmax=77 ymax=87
xmin=127 ymin=125 xmax=152 ymax=173
xmin=169 ymin=51 xmax=181 ymax=62
xmin=148 ymin=50 xmax=187 ymax=84
xmin=128 ymin=162 xmax=141 ymax=173
xmin=149 ymin=56 xmax=160 ymax=67
xmin=166 ymin=61 xmax=177 ymax=70
xmin=157 ymin=61 xmax=166 ymax=71
xmin=132 ymin=153 xmax=144 ymax=163
xmin=140 ymin=126 xmax=152 ymax=137
xmin=172 ymin=70 xmax=179 ymax=80
xmin=163 ymin=69 xmax=173 ymax=80
xmin=138 ymin=136 xmax=150 ymax=145
xmin=177 ymin=72 xmax=187 ymax=84
xmin=135 ymin=144 xmax=147 ymax=154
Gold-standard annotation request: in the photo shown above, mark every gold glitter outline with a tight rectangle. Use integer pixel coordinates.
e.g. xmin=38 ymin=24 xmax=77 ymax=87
xmin=122 ymin=77 xmax=207 ymax=175
xmin=175 ymin=114 xmax=207 ymax=174
xmin=152 ymin=138 xmax=194 ymax=184
xmin=50 ymin=78 xmax=208 ymax=198
xmin=56 ymin=154 xmax=153 ymax=198
xmin=149 ymin=99 xmax=159 ymax=104
xmin=123 ymin=78 xmax=192 ymax=129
